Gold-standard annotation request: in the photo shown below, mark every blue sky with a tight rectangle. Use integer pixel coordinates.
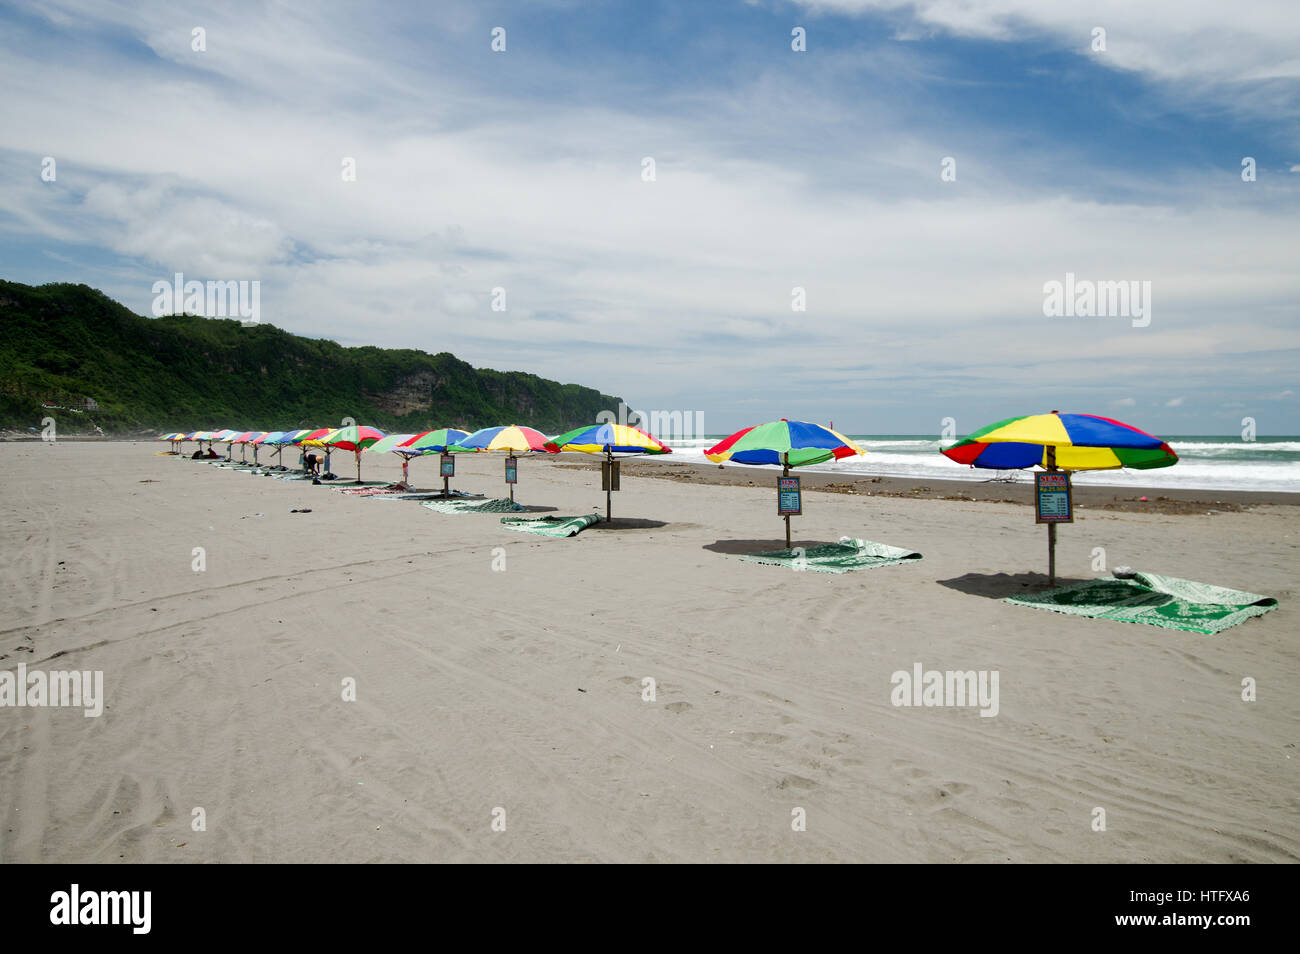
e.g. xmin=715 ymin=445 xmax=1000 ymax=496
xmin=1 ymin=0 xmax=1297 ymax=435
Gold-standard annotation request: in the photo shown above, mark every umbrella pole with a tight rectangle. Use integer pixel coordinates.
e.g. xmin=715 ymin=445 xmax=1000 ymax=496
xmin=355 ymin=449 xmax=362 ymax=483
xmin=1046 ymin=447 xmax=1058 ymax=586
xmin=443 ymin=453 xmax=450 ymax=497
xmin=783 ymin=457 xmax=791 ymax=549
xmin=606 ymin=450 xmax=613 ymax=521
xmin=402 ymin=456 xmax=409 ymax=488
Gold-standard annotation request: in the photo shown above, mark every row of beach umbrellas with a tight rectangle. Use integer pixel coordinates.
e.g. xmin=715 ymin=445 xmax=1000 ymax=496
xmin=160 ymin=422 xmax=675 ymax=513
xmin=160 ymin=412 xmax=1178 ymax=581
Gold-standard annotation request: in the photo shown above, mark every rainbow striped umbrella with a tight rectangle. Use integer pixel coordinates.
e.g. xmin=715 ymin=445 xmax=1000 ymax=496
xmin=397 ymin=429 xmax=471 ymax=494
xmin=544 ymin=423 xmax=671 ymax=456
xmin=451 ymin=425 xmax=549 ymax=500
xmin=941 ymin=412 xmax=1178 ymax=471
xmin=706 ymin=420 xmax=866 ymax=469
xmin=295 ymin=428 xmax=336 ymax=474
xmin=324 ymin=425 xmax=385 ymax=482
xmin=249 ymin=430 xmax=284 ymax=466
xmin=297 ymin=428 xmax=332 ymax=447
xmin=545 ymin=423 xmax=671 ymax=519
xmin=451 ymin=425 xmax=548 ymax=453
xmin=706 ymin=420 xmax=866 ymax=547
xmin=399 ymin=428 xmax=471 ymax=455
xmin=364 ymin=433 xmax=419 ymax=487
xmin=940 ymin=411 xmax=1178 ymax=584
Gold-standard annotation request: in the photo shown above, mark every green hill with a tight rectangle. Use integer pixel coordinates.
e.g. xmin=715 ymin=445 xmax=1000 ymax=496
xmin=0 ymin=281 xmax=624 ymax=436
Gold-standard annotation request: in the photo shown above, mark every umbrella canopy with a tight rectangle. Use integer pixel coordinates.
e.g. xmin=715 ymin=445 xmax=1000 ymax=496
xmin=545 ymin=423 xmax=671 ymax=520
xmin=395 ymin=429 xmax=472 ymax=494
xmin=941 ymin=412 xmax=1178 ymax=471
xmin=398 ymin=428 xmax=471 ymax=455
xmin=451 ymin=425 xmax=549 ymax=501
xmin=298 ymin=428 xmax=334 ymax=447
xmin=322 ymin=425 xmax=385 ymax=481
xmin=706 ymin=420 xmax=866 ymax=547
xmin=705 ymin=420 xmax=866 ymax=468
xmin=940 ymin=411 xmax=1178 ymax=585
xmin=364 ymin=434 xmax=417 ymax=455
xmin=324 ymin=425 xmax=385 ymax=452
xmin=544 ymin=423 xmax=671 ymax=456
xmin=451 ymin=425 xmax=548 ymax=453
xmin=364 ymin=433 xmax=421 ymax=487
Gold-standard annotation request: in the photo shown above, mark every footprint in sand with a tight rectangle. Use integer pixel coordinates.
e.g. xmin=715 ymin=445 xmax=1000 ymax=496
xmin=664 ymin=702 xmax=691 ymax=713
xmin=741 ymin=732 xmax=786 ymax=744
xmin=776 ymin=774 xmax=817 ymax=791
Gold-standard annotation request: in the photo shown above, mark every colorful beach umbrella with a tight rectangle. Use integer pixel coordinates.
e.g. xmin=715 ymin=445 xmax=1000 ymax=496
xmin=941 ymin=412 xmax=1178 ymax=472
xmin=295 ymin=428 xmax=337 ymax=475
xmin=397 ymin=429 xmax=471 ymax=495
xmin=706 ymin=420 xmax=867 ymax=547
xmin=451 ymin=425 xmax=548 ymax=453
xmin=940 ymin=411 xmax=1179 ymax=584
xmin=364 ymin=433 xmax=419 ymax=487
xmin=706 ymin=420 xmax=866 ymax=468
xmin=451 ymin=425 xmax=549 ymax=501
xmin=545 ymin=423 xmax=672 ymax=519
xmin=324 ymin=425 xmax=386 ymax=482
xmin=399 ymin=428 xmax=471 ymax=455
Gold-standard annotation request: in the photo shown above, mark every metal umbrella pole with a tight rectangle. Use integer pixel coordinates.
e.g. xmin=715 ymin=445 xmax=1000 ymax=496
xmin=1046 ymin=446 xmax=1057 ymax=586
xmin=783 ymin=453 xmax=792 ymax=549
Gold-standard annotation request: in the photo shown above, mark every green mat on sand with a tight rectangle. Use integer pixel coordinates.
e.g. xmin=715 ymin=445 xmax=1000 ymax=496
xmin=421 ymin=497 xmax=524 ymax=514
xmin=738 ymin=539 xmax=922 ymax=573
xmin=1004 ymin=572 xmax=1277 ymax=634
xmin=500 ymin=514 xmax=601 ymax=537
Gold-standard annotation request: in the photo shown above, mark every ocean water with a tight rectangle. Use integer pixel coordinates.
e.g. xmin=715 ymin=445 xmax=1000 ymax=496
xmin=660 ymin=436 xmax=1300 ymax=495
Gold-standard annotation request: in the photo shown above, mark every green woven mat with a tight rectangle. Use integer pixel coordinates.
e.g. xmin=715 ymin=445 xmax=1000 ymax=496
xmin=1004 ymin=572 xmax=1277 ymax=634
xmin=738 ymin=539 xmax=922 ymax=573
xmin=500 ymin=514 xmax=601 ymax=537
xmin=421 ymin=497 xmax=524 ymax=514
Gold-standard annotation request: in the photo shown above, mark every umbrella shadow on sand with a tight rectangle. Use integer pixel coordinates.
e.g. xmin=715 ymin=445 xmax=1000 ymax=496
xmin=704 ymin=538 xmax=828 ymax=555
xmin=587 ymin=517 xmax=668 ymax=531
xmin=937 ymin=571 xmax=1089 ymax=598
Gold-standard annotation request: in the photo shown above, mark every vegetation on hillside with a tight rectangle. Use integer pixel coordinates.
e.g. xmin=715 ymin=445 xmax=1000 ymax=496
xmin=0 ymin=281 xmax=623 ymax=436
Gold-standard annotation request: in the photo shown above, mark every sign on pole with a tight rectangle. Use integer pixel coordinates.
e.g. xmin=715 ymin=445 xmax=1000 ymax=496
xmin=505 ymin=456 xmax=518 ymax=484
xmin=1035 ymin=471 xmax=1073 ymax=523
xmin=778 ymin=476 xmax=802 ymax=515
xmin=601 ymin=460 xmax=620 ymax=491
xmin=440 ymin=453 xmax=455 ymax=477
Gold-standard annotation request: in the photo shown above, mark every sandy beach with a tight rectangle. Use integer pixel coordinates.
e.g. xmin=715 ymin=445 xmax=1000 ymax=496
xmin=1 ymin=440 xmax=1296 ymax=863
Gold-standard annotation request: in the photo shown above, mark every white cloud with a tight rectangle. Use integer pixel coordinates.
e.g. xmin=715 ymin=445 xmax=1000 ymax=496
xmin=1164 ymin=397 xmax=1185 ymax=407
xmin=790 ymin=1 xmax=1300 ymax=90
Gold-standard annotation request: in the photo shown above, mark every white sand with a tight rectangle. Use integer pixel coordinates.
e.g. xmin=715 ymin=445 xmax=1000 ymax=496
xmin=1 ymin=441 xmax=1296 ymax=862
